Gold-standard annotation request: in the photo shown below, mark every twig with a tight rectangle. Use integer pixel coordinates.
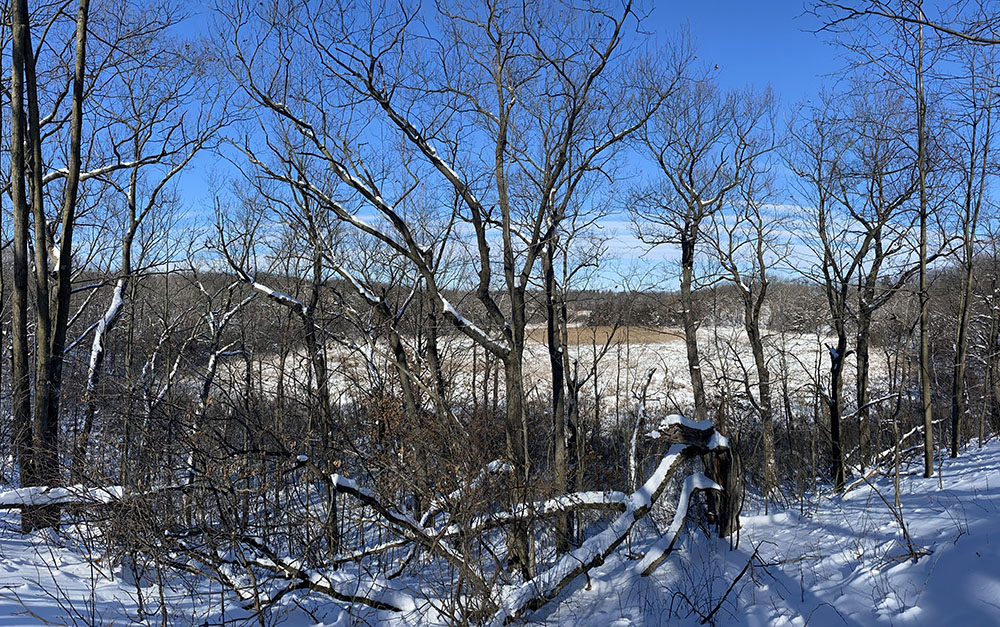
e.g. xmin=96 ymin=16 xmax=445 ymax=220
xmin=700 ymin=543 xmax=759 ymax=625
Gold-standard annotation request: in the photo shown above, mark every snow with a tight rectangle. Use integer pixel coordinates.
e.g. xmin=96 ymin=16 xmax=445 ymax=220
xmin=492 ymin=443 xmax=696 ymax=624
xmin=439 ymin=295 xmax=511 ymax=355
xmin=332 ymin=262 xmax=381 ymax=305
xmin=635 ymin=472 xmax=722 ymax=576
xmin=329 ymin=473 xmax=359 ymax=493
xmin=2 ymin=442 xmax=999 ymax=624
xmin=708 ymin=431 xmax=730 ymax=450
xmin=0 ymin=485 xmax=124 ymax=507
xmin=423 ymin=459 xmax=512 ymax=525
xmin=646 ymin=414 xmax=731 ymax=449
xmin=658 ymin=413 xmax=717 ymax=432
xmin=251 ymin=281 xmax=305 ymax=315
xmin=531 ymin=441 xmax=1000 ymax=626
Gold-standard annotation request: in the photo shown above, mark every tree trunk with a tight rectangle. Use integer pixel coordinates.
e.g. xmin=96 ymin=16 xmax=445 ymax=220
xmin=856 ymin=305 xmax=873 ymax=470
xmin=9 ymin=0 xmax=35 ymax=513
xmin=951 ymin=258 xmax=973 ymax=457
xmin=680 ymin=231 xmax=708 ymax=422
xmin=22 ymin=0 xmax=56 ymax=532
xmin=916 ymin=16 xmax=935 ymax=479
xmin=988 ymin=279 xmax=1000 ymax=445
xmin=745 ymin=315 xmax=775 ymax=501
xmin=828 ymin=333 xmax=847 ymax=492
xmin=543 ymin=241 xmax=570 ymax=553
xmin=503 ymin=347 xmax=534 ymax=579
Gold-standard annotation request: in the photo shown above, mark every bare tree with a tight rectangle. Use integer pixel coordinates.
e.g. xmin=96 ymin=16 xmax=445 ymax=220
xmin=72 ymin=5 xmax=227 ymax=480
xmin=709 ymin=87 xmax=783 ymax=502
xmin=787 ymin=95 xmax=855 ymax=491
xmin=630 ymin=62 xmax=738 ymax=425
xmin=814 ymin=0 xmax=1000 ymax=46
xmin=814 ymin=0 xmax=952 ymax=483
xmin=218 ymin=0 xmax=660 ymax=578
xmin=843 ymin=85 xmax=923 ymax=470
xmin=946 ymin=41 xmax=998 ymax=457
xmin=9 ymin=0 xmax=90 ymax=531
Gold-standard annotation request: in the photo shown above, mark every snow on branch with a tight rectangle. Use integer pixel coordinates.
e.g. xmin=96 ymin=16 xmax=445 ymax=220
xmin=636 ymin=472 xmax=722 ymax=576
xmin=844 ymin=417 xmax=947 ymax=492
xmin=172 ymin=535 xmax=415 ymax=614
xmin=235 ymin=537 xmax=416 ymax=612
xmin=440 ymin=295 xmax=511 ymax=357
xmin=421 ymin=459 xmax=513 ymax=526
xmin=434 ymin=491 xmax=629 ymax=539
xmin=289 ymin=462 xmax=486 ymax=592
xmin=250 ymin=281 xmax=307 ymax=316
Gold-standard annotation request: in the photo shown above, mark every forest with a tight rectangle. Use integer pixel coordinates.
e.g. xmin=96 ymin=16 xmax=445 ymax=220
xmin=1 ymin=0 xmax=1000 ymax=625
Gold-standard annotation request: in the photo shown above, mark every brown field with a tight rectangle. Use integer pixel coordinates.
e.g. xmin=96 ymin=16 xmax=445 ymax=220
xmin=525 ymin=324 xmax=684 ymax=346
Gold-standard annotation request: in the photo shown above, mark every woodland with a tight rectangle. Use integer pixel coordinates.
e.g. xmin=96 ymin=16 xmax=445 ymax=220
xmin=1 ymin=0 xmax=1000 ymax=625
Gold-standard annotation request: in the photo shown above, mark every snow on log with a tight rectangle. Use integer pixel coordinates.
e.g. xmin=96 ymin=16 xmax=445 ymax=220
xmin=647 ymin=413 xmax=730 ymax=450
xmin=0 ymin=485 xmax=124 ymax=508
xmin=491 ymin=417 xmax=730 ymax=625
xmin=636 ymin=472 xmax=722 ymax=576
xmin=490 ymin=444 xmax=692 ymax=625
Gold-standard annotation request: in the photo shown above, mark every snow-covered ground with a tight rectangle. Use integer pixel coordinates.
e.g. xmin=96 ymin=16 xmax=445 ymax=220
xmin=226 ymin=324 xmax=860 ymax=423
xmin=533 ymin=441 xmax=1000 ymax=626
xmin=1 ymin=440 xmax=997 ymax=625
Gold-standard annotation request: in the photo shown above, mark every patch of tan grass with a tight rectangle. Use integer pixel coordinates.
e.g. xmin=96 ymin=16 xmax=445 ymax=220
xmin=525 ymin=325 xmax=683 ymax=346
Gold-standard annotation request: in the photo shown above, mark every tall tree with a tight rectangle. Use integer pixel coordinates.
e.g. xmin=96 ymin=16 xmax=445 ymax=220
xmin=631 ymin=65 xmax=738 ymax=425
xmin=788 ymin=95 xmax=856 ymax=492
xmin=219 ymin=0 xmax=653 ymax=578
xmin=948 ymin=41 xmax=998 ymax=457
xmin=8 ymin=0 xmax=90 ymax=531
xmin=709 ymin=87 xmax=782 ymax=501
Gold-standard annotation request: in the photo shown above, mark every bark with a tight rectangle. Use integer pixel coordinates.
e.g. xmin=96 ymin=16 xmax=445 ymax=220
xmin=385 ymin=318 xmax=427 ymax=511
xmin=543 ymin=240 xmax=570 ymax=553
xmin=988 ymin=277 xmax=1000 ymax=445
xmin=9 ymin=0 xmax=34 ymax=505
xmin=745 ymin=309 xmax=776 ymax=499
xmin=855 ymin=305 xmax=873 ymax=469
xmin=917 ymin=19 xmax=934 ymax=479
xmin=828 ymin=336 xmax=848 ymax=492
xmin=21 ymin=0 xmax=56 ymax=531
xmin=422 ymin=292 xmax=449 ymax=421
xmin=503 ymin=345 xmax=534 ymax=578
xmin=73 ymin=278 xmax=126 ymax=482
xmin=10 ymin=0 xmax=90 ymax=531
xmin=680 ymin=227 xmax=708 ymax=423
xmin=950 ymin=73 xmax=990 ymax=458
xmin=951 ymin=244 xmax=974 ymax=458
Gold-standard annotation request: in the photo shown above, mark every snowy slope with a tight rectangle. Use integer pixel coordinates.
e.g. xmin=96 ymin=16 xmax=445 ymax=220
xmin=0 ymin=442 xmax=998 ymax=625
xmin=529 ymin=441 xmax=1000 ymax=626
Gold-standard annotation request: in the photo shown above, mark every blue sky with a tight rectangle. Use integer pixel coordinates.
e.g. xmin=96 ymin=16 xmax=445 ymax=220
xmin=656 ymin=1 xmax=842 ymax=102
xmin=179 ymin=1 xmax=842 ymax=197
xmin=591 ymin=2 xmax=845 ymax=280
xmin=174 ymin=1 xmax=846 ymax=284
